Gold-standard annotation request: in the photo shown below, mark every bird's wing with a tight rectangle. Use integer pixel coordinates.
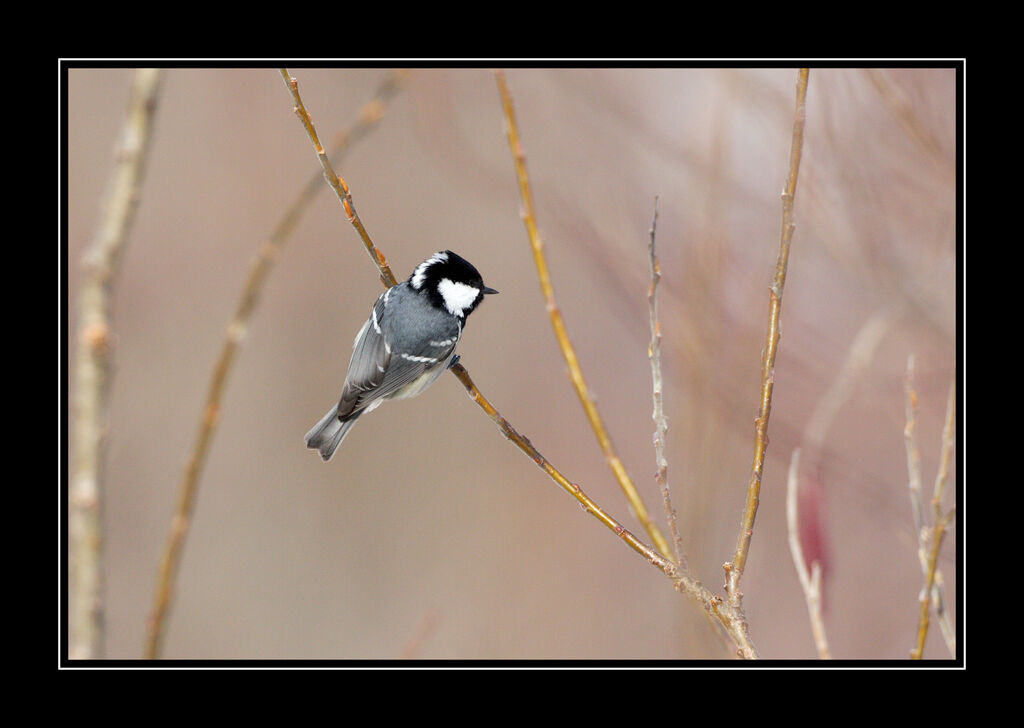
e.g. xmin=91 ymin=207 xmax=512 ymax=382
xmin=338 ymin=291 xmax=462 ymax=415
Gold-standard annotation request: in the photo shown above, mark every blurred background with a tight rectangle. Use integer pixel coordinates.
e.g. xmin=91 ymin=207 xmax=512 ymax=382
xmin=65 ymin=66 xmax=958 ymax=660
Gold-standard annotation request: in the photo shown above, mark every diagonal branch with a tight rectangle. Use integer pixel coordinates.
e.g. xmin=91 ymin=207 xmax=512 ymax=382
xmin=725 ymin=68 xmax=809 ymax=608
xmin=494 ymin=69 xmax=673 ymax=561
xmin=280 ymin=69 xmax=398 ymax=288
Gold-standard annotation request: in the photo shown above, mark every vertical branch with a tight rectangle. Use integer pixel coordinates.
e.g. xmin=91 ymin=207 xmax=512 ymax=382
xmin=647 ymin=198 xmax=684 ymax=568
xmin=725 ymin=68 xmax=809 ymax=607
xmin=904 ymin=356 xmax=927 ymax=535
xmin=494 ymin=69 xmax=672 ymax=560
xmin=932 ymin=378 xmax=956 ymax=519
xmin=905 ymin=360 xmax=957 ymax=658
xmin=785 ymin=449 xmax=831 ymax=659
xmin=910 ymin=509 xmax=954 ymax=659
xmin=71 ymin=68 xmax=162 ymax=659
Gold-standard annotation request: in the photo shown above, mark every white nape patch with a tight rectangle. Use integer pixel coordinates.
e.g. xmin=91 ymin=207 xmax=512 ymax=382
xmin=411 ymin=251 xmax=449 ymax=290
xmin=437 ymin=278 xmax=480 ymax=316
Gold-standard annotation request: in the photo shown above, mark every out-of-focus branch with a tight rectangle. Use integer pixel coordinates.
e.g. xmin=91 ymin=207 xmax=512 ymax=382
xmin=143 ymin=70 xmax=408 ymax=659
xmin=647 ymin=198 xmax=684 ymax=568
xmin=71 ymin=68 xmax=162 ymax=659
xmin=932 ymin=378 xmax=956 ymax=520
xmin=864 ymin=68 xmax=954 ymax=181
xmin=494 ymin=69 xmax=673 ymax=561
xmin=725 ymin=68 xmax=809 ymax=608
xmin=785 ymin=449 xmax=831 ymax=659
xmin=804 ymin=310 xmax=893 ymax=456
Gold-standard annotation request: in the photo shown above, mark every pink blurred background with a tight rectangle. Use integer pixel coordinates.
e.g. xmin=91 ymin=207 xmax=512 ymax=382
xmin=66 ymin=66 xmax=958 ymax=660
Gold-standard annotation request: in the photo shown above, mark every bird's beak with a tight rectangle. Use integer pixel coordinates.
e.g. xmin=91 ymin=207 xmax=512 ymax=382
xmin=482 ymin=286 xmax=499 ymax=295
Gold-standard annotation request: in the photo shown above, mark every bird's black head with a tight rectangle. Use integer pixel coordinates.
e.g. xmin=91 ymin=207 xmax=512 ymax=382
xmin=409 ymin=250 xmax=498 ymax=318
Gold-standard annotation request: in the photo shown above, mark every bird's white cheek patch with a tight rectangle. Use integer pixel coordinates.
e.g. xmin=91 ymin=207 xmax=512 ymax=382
xmin=438 ymin=278 xmax=479 ymax=316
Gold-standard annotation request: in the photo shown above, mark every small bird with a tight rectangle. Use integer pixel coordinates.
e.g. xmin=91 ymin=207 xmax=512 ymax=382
xmin=305 ymin=250 xmax=497 ymax=461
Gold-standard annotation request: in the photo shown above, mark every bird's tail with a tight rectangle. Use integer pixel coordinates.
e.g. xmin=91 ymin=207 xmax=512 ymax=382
xmin=304 ymin=404 xmax=362 ymax=461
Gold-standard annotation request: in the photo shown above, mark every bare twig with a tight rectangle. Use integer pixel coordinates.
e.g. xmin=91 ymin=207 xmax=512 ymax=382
xmin=904 ymin=359 xmax=956 ymax=658
xmin=280 ymin=69 xmax=398 ymax=288
xmin=904 ymin=356 xmax=927 ymax=535
xmin=143 ymin=71 xmax=408 ymax=659
xmin=725 ymin=68 xmax=809 ymax=608
xmin=911 ymin=508 xmax=954 ymax=659
xmin=494 ymin=69 xmax=673 ymax=561
xmin=71 ymin=68 xmax=162 ymax=660
xmin=647 ymin=198 xmax=684 ymax=568
xmin=932 ymin=378 xmax=956 ymax=520
xmin=785 ymin=449 xmax=831 ymax=659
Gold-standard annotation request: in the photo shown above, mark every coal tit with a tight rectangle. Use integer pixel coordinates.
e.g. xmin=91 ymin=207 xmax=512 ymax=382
xmin=305 ymin=250 xmax=498 ymax=461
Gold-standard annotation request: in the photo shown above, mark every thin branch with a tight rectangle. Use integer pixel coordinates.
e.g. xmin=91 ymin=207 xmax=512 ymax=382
xmin=910 ymin=508 xmax=954 ymax=659
xmin=904 ymin=359 xmax=956 ymax=658
xmin=904 ymin=355 xmax=927 ymax=535
xmin=494 ymin=69 xmax=673 ymax=561
xmin=904 ymin=358 xmax=956 ymax=657
xmin=449 ymin=364 xmax=673 ymax=570
xmin=725 ymin=68 xmax=809 ymax=608
xmin=71 ymin=68 xmax=162 ymax=660
xmin=647 ymin=198 xmax=684 ymax=568
xmin=280 ymin=68 xmax=398 ymax=288
xmin=932 ymin=377 xmax=956 ymax=520
xmin=143 ymin=71 xmax=408 ymax=659
xmin=785 ymin=449 xmax=831 ymax=659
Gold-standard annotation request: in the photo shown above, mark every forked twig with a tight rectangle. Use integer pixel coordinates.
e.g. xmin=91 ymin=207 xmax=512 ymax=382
xmin=494 ymin=69 xmax=673 ymax=561
xmin=725 ymin=68 xmax=809 ymax=608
